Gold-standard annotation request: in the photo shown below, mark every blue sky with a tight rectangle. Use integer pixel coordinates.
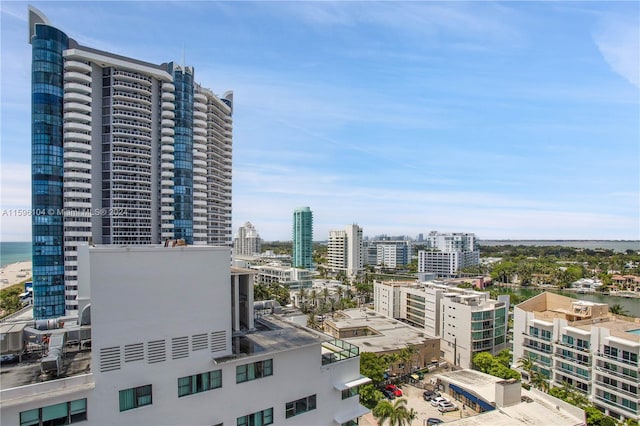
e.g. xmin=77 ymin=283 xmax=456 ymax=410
xmin=1 ymin=1 xmax=639 ymax=242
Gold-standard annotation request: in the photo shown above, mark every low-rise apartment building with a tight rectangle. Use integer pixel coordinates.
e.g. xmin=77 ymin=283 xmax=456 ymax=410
xmin=513 ymin=292 xmax=640 ymax=422
xmin=1 ymin=245 xmax=369 ymax=425
xmin=373 ymin=281 xmax=509 ymax=369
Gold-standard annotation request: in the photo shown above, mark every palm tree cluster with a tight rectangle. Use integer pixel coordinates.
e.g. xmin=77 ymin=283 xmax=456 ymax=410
xmin=372 ymin=398 xmax=417 ymax=426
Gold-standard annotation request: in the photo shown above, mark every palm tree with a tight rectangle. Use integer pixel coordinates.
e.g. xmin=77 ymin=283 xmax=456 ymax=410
xmin=398 ymin=346 xmax=418 ymax=374
xmin=383 ymin=352 xmax=402 ymax=376
xmin=372 ymin=398 xmax=414 ymax=426
xmin=609 ymin=304 xmax=628 ymax=316
xmin=530 ymin=371 xmax=549 ymax=392
xmin=517 ymin=354 xmax=535 ymax=382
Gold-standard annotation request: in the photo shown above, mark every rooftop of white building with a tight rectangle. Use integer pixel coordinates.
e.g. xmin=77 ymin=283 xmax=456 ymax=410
xmin=324 ymin=308 xmax=438 ymax=353
xmin=437 ymin=370 xmax=585 ymax=426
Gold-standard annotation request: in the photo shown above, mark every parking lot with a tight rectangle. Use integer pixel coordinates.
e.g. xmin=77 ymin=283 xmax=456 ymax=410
xmin=360 ymin=382 xmax=475 ymax=426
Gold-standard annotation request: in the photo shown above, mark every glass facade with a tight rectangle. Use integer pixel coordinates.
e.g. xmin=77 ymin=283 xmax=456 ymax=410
xmin=31 ymin=23 xmax=68 ymax=319
xmin=170 ymin=63 xmax=194 ymax=244
xmin=293 ymin=207 xmax=313 ymax=269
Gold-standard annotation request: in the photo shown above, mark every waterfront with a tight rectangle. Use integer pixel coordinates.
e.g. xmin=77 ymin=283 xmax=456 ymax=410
xmin=480 ymin=240 xmax=640 ymax=253
xmin=0 ymin=242 xmax=31 ymax=268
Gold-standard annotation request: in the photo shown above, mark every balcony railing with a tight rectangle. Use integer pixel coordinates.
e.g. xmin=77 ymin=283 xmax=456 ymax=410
xmin=555 ymin=352 xmax=591 ymax=367
xmin=594 ymin=380 xmax=639 ymax=399
xmin=322 ymin=339 xmax=359 ymax=366
xmin=523 ymin=342 xmax=552 ymax=354
xmin=594 ymin=396 xmax=638 ymax=415
xmin=596 ymin=352 xmax=639 ymax=368
xmin=595 ymin=365 xmax=638 ymax=381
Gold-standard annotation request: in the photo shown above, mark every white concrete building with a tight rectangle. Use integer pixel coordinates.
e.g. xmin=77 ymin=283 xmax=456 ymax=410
xmin=327 ymin=224 xmax=364 ymax=278
xmin=0 ymin=246 xmax=369 ymax=426
xmin=435 ymin=370 xmax=585 ymax=426
xmin=233 ymin=222 xmax=262 ymax=256
xmin=372 ymin=240 xmax=411 ymax=269
xmin=373 ymin=281 xmax=509 ymax=369
xmin=513 ymin=292 xmax=640 ymax=422
xmin=418 ymin=232 xmax=480 ymax=278
xmin=252 ymin=263 xmax=313 ymax=289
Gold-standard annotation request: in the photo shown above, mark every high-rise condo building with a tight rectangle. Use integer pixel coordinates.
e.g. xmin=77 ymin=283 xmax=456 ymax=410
xmin=327 ymin=224 xmax=364 ymax=278
xmin=29 ymin=7 xmax=233 ymax=318
xmin=292 ymin=207 xmax=313 ymax=269
xmin=233 ymin=222 xmax=262 ymax=256
xmin=418 ymin=232 xmax=480 ymax=277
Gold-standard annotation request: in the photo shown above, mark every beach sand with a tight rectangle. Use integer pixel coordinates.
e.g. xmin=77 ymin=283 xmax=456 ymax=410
xmin=0 ymin=261 xmax=32 ymax=290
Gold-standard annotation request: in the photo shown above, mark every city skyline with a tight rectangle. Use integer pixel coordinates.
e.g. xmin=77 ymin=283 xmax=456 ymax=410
xmin=2 ymin=2 xmax=639 ymax=242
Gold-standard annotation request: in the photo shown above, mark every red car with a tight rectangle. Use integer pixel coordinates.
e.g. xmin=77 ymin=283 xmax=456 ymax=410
xmin=385 ymin=384 xmax=403 ymax=397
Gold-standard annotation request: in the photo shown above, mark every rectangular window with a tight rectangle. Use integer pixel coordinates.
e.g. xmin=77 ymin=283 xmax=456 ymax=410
xmin=236 ymin=359 xmax=273 ymax=383
xmin=178 ymin=370 xmax=222 ymax=397
xmin=342 ymin=386 xmax=360 ymax=400
xmin=119 ymin=385 xmax=152 ymax=411
xmin=286 ymin=394 xmax=317 ymax=419
xmin=20 ymin=398 xmax=87 ymax=426
xmin=237 ymin=408 xmax=273 ymax=426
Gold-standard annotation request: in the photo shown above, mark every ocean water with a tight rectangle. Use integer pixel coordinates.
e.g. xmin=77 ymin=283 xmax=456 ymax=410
xmin=480 ymin=240 xmax=640 ymax=253
xmin=0 ymin=242 xmax=32 ymax=268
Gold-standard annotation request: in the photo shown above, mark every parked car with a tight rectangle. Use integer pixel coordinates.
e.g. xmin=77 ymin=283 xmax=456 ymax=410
xmin=382 ymin=389 xmax=396 ymax=400
xmin=0 ymin=354 xmax=18 ymax=364
xmin=423 ymin=390 xmax=440 ymax=401
xmin=430 ymin=396 xmax=449 ymax=407
xmin=427 ymin=419 xmax=444 ymax=426
xmin=438 ymin=401 xmax=459 ymax=412
xmin=385 ymin=384 xmax=403 ymax=397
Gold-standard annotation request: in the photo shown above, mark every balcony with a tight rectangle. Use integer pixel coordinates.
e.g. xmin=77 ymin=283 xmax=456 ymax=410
xmin=596 ymin=352 xmax=639 ymax=368
xmin=555 ymin=352 xmax=591 ymax=367
xmin=594 ymin=380 xmax=639 ymax=400
xmin=322 ymin=339 xmax=359 ymax=366
xmin=595 ymin=365 xmax=638 ymax=382
xmin=523 ymin=341 xmax=552 ymax=355
xmin=594 ymin=395 xmax=639 ymax=416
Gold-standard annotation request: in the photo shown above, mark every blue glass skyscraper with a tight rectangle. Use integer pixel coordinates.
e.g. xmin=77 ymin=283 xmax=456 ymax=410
xmin=170 ymin=63 xmax=194 ymax=244
xmin=29 ymin=9 xmax=68 ymax=319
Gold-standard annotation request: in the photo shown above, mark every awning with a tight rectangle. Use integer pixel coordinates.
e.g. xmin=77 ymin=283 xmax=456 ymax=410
xmin=411 ymin=374 xmax=419 ymax=380
xmin=334 ymin=404 xmax=370 ymax=424
xmin=449 ymin=383 xmax=495 ymax=412
xmin=335 ymin=375 xmax=372 ymax=391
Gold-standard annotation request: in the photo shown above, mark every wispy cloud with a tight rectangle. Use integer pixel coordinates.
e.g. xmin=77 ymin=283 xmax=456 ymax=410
xmin=593 ymin=12 xmax=640 ymax=88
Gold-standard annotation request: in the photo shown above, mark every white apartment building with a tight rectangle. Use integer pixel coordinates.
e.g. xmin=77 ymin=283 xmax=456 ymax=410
xmin=233 ymin=222 xmax=262 ymax=256
xmin=0 ymin=246 xmax=369 ymax=426
xmin=513 ymin=292 xmax=640 ymax=422
xmin=327 ymin=225 xmax=364 ymax=278
xmin=418 ymin=251 xmax=480 ymax=278
xmin=426 ymin=232 xmax=478 ymax=252
xmin=373 ymin=281 xmax=509 ymax=369
xmin=371 ymin=240 xmax=411 ymax=269
xmin=418 ymin=232 xmax=480 ymax=278
xmin=251 ymin=263 xmax=313 ymax=289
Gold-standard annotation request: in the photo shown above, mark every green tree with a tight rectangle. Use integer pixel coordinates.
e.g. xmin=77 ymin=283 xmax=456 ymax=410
xmin=529 ymin=371 xmax=549 ymax=392
xmin=473 ymin=352 xmax=494 ymax=372
xmin=517 ymin=354 xmax=535 ymax=380
xmin=609 ymin=304 xmax=628 ymax=316
xmin=372 ymin=398 xmax=414 ymax=426
xmin=359 ymin=384 xmax=385 ymax=409
xmin=360 ymin=352 xmax=387 ymax=385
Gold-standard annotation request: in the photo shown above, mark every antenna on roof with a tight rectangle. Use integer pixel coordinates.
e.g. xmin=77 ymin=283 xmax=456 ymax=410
xmin=182 ymin=42 xmax=185 ymax=69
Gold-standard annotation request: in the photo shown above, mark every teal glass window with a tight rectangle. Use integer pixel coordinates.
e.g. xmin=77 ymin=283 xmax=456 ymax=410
xmin=119 ymin=385 xmax=152 ymax=411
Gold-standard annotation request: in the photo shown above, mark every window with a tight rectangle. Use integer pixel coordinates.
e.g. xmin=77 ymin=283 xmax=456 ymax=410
xmin=20 ymin=398 xmax=87 ymax=426
xmin=286 ymin=394 xmax=316 ymax=419
xmin=178 ymin=370 xmax=222 ymax=397
xmin=342 ymin=386 xmax=360 ymax=400
xmin=237 ymin=408 xmax=273 ymax=426
xmin=119 ymin=384 xmax=152 ymax=411
xmin=236 ymin=359 xmax=273 ymax=383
